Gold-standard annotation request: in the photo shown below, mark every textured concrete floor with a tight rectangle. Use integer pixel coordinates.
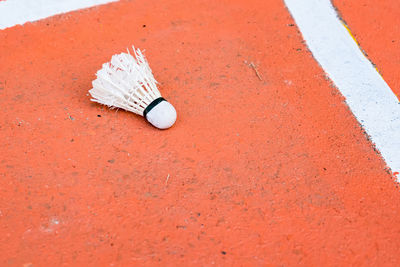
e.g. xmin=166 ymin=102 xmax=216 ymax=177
xmin=0 ymin=0 xmax=399 ymax=265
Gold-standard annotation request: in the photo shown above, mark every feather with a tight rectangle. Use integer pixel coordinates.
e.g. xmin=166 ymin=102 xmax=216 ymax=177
xmin=89 ymin=46 xmax=162 ymax=115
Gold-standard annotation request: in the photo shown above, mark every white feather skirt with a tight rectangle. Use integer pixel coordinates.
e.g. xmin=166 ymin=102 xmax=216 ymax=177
xmin=89 ymin=47 xmax=162 ymax=115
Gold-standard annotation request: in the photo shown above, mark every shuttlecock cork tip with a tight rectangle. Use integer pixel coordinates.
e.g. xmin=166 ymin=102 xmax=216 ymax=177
xmin=143 ymin=97 xmax=177 ymax=129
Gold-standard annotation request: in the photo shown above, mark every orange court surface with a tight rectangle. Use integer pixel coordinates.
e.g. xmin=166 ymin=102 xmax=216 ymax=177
xmin=1 ymin=0 xmax=400 ymax=266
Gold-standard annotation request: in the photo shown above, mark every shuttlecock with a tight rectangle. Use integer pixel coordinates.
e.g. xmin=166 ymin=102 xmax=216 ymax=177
xmin=89 ymin=46 xmax=177 ymax=129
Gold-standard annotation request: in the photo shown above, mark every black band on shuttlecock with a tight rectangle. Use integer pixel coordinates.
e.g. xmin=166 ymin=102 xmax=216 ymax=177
xmin=143 ymin=97 xmax=166 ymax=118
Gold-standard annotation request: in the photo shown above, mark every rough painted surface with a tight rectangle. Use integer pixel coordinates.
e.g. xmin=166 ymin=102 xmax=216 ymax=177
xmin=333 ymin=0 xmax=400 ymax=99
xmin=0 ymin=0 xmax=400 ymax=265
xmin=284 ymin=0 xmax=400 ymax=177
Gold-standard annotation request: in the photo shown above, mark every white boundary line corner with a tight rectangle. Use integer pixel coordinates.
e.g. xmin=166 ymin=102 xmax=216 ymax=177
xmin=0 ymin=0 xmax=118 ymax=30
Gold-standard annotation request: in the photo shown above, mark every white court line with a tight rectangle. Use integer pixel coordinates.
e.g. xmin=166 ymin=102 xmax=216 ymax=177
xmin=284 ymin=0 xmax=400 ymax=176
xmin=0 ymin=0 xmax=118 ymax=30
